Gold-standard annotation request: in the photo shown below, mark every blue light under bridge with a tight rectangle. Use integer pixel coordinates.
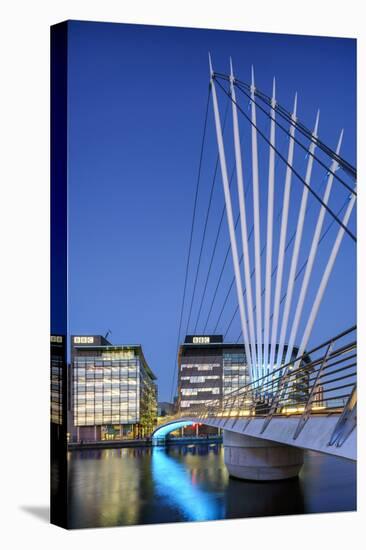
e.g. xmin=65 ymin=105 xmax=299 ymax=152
xmin=152 ymin=420 xmax=197 ymax=440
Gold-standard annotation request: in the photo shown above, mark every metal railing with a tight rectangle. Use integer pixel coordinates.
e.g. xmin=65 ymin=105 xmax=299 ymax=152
xmin=176 ymin=326 xmax=356 ymax=443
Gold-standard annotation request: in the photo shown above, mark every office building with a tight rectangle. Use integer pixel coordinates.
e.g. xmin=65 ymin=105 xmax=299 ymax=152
xmin=71 ymin=335 xmax=157 ymax=442
xmin=178 ymin=335 xmax=249 ymax=413
xmin=178 ymin=335 xmax=309 ymax=413
xmin=50 ymin=335 xmax=66 ymax=427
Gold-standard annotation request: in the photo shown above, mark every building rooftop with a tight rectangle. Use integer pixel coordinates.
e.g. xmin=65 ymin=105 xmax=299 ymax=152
xmin=179 ymin=337 xmax=310 ymax=364
xmin=72 ymin=336 xmax=157 ymax=380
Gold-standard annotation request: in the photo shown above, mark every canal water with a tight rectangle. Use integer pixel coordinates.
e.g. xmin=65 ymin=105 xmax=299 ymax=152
xmin=67 ymin=443 xmax=356 ymax=529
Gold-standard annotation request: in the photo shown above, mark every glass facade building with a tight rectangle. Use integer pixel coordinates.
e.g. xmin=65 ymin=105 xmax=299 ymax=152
xmin=71 ymin=335 xmax=157 ymax=442
xmin=50 ymin=335 xmax=66 ymax=426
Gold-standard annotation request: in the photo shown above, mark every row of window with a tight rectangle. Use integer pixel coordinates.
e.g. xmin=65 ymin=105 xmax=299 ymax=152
xmin=74 ymin=382 xmax=138 ymax=389
xmin=181 ymin=363 xmax=221 ymax=370
xmin=51 ymin=396 xmax=62 ymax=402
xmin=180 ymin=399 xmax=208 ymax=408
xmin=74 ymin=377 xmax=137 ymax=383
xmin=75 ymin=396 xmax=138 ymax=404
xmin=75 ymin=405 xmax=138 ymax=411
xmin=51 ymin=367 xmax=62 ymax=375
xmin=50 ymin=359 xmax=63 ymax=424
xmin=73 ymin=368 xmax=138 ymax=375
xmin=74 ymin=377 xmax=138 ymax=385
xmin=101 ymin=350 xmax=136 ymax=359
xmin=74 ymin=403 xmax=138 ymax=414
xmin=74 ymin=354 xmax=137 ymax=362
xmin=75 ymin=415 xmax=137 ymax=422
xmin=223 ymin=376 xmax=247 ymax=383
xmin=223 ymin=367 xmax=248 ymax=373
xmin=180 ymin=375 xmax=220 ymax=383
xmin=74 ymin=393 xmax=139 ymax=402
xmin=74 ymin=386 xmax=138 ymax=393
xmin=75 ymin=413 xmax=138 ymax=419
xmin=223 ymin=353 xmax=246 ymax=362
xmin=74 ymin=378 xmax=137 ymax=385
xmin=75 ymin=417 xmax=138 ymax=426
xmin=74 ymin=367 xmax=138 ymax=375
xmin=180 ymin=399 xmax=217 ymax=408
xmin=181 ymin=387 xmax=220 ymax=396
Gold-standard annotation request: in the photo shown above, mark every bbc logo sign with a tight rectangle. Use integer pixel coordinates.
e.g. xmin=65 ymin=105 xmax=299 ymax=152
xmin=192 ymin=336 xmax=210 ymax=344
xmin=73 ymin=336 xmax=94 ymax=344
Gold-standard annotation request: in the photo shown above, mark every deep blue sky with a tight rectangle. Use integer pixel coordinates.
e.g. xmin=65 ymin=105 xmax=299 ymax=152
xmin=67 ymin=21 xmax=356 ymax=401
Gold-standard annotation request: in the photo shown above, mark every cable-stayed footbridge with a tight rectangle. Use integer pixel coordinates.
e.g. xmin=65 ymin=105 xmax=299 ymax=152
xmin=160 ymin=57 xmax=356 ymax=480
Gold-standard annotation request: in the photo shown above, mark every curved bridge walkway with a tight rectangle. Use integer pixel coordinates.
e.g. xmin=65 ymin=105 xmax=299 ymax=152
xmin=154 ymin=327 xmax=356 ymax=477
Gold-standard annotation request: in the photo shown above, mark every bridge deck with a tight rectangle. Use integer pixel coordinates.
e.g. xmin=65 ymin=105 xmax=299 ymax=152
xmin=177 ymin=415 xmax=356 ymax=461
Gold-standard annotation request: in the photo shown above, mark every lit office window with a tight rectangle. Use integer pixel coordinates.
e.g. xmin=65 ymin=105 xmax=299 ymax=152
xmin=223 ymin=352 xmax=248 ymax=395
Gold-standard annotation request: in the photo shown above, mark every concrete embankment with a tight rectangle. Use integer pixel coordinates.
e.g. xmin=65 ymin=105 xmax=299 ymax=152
xmin=68 ymin=436 xmax=222 ymax=451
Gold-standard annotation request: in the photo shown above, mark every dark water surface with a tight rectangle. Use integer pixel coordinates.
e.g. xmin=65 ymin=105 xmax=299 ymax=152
xmin=67 ymin=443 xmax=356 ymax=529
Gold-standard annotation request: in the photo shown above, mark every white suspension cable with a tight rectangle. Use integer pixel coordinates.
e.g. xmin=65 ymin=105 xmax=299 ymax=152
xmin=275 ymin=110 xmax=320 ymax=371
xmin=284 ymin=130 xmax=344 ymax=366
xmin=269 ymin=93 xmax=298 ymax=373
xmin=209 ymin=54 xmax=255 ymax=381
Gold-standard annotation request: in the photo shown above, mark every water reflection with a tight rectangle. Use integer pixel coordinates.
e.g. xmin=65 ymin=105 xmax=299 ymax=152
xmin=152 ymin=447 xmax=225 ymax=521
xmin=66 ymin=444 xmax=356 ymax=529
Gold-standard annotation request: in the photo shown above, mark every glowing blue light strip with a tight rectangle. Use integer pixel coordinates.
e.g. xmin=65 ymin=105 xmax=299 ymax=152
xmin=152 ymin=420 xmax=195 ymax=439
xmin=152 ymin=448 xmax=224 ymax=521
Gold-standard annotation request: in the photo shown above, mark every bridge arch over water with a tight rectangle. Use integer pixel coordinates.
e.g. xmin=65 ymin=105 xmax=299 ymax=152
xmin=152 ymin=419 xmax=197 ymax=440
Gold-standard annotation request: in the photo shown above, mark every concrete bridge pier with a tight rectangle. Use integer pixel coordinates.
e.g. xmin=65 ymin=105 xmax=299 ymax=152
xmin=223 ymin=430 xmax=304 ymax=481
